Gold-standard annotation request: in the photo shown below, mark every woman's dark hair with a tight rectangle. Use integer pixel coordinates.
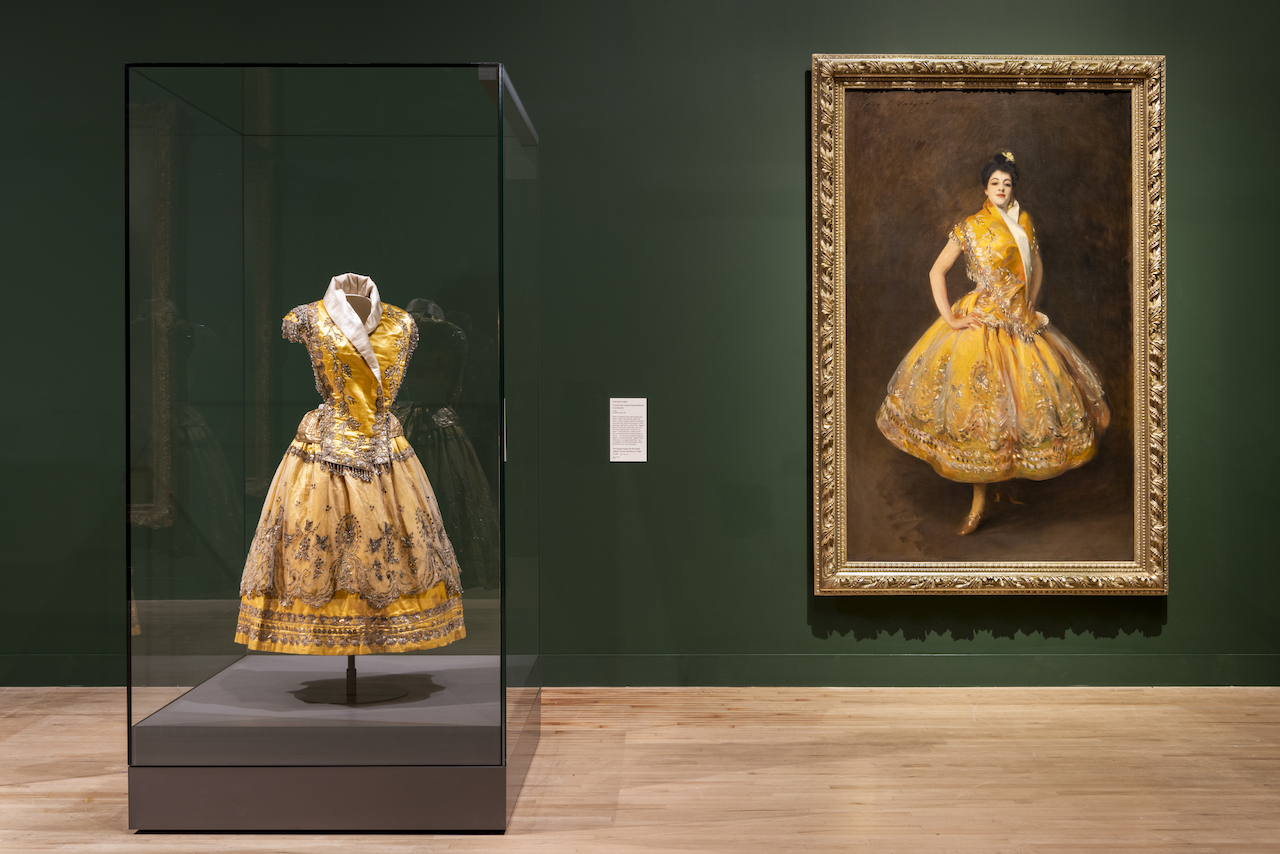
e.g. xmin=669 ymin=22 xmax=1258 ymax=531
xmin=981 ymin=151 xmax=1019 ymax=187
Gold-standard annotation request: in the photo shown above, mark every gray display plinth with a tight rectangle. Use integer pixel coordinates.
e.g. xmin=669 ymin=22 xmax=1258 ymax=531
xmin=132 ymin=654 xmax=501 ymax=766
xmin=129 ymin=691 xmax=539 ymax=831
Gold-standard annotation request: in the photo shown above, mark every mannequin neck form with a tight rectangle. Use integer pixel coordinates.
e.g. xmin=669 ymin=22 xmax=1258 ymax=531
xmin=346 ymin=295 xmax=372 ymax=324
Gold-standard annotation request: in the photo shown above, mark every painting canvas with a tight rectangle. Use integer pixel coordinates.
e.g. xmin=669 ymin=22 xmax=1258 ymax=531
xmin=811 ymin=56 xmax=1167 ymax=594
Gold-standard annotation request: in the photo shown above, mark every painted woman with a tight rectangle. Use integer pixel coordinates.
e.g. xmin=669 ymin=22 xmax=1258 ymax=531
xmin=876 ymin=152 xmax=1111 ymax=534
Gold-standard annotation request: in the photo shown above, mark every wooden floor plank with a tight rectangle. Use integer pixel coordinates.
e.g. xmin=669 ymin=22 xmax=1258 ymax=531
xmin=0 ymin=687 xmax=1276 ymax=852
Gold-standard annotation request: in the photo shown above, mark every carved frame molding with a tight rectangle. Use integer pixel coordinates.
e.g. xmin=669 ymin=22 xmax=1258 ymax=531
xmin=811 ymin=54 xmax=1167 ymax=594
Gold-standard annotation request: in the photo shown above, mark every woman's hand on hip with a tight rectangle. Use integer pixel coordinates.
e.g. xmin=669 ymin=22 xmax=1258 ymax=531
xmin=946 ymin=313 xmax=984 ymax=332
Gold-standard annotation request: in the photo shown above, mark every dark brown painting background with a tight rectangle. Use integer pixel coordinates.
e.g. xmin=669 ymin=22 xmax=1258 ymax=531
xmin=843 ymin=89 xmax=1134 ymax=562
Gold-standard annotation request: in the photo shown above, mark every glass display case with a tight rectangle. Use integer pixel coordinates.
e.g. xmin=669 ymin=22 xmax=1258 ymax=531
xmin=126 ymin=64 xmax=539 ymax=831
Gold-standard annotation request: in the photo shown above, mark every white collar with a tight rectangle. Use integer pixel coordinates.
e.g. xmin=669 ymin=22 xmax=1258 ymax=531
xmin=995 ymin=200 xmax=1032 ymax=281
xmin=322 ymin=273 xmax=384 ymax=383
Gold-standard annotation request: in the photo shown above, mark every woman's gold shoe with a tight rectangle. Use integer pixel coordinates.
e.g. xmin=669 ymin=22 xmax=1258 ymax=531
xmin=958 ymin=510 xmax=983 ymax=535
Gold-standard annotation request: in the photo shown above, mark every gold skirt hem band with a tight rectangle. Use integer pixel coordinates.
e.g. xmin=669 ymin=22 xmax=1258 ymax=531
xmin=235 ymin=586 xmax=465 ymax=655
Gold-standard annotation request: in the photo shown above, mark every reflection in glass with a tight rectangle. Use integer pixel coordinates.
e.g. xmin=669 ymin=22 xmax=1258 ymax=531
xmin=393 ymin=299 xmax=501 ymax=591
xmin=132 ymin=301 xmax=241 ymax=564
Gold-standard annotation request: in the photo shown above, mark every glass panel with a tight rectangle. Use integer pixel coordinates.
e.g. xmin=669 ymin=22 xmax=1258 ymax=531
xmin=129 ymin=66 xmax=510 ymax=768
xmin=500 ymin=68 xmax=541 ymax=766
xmin=128 ymin=69 xmax=247 ymax=708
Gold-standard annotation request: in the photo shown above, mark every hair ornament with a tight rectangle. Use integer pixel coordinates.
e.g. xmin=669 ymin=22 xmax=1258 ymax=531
xmin=1001 ymin=150 xmax=1015 ymax=163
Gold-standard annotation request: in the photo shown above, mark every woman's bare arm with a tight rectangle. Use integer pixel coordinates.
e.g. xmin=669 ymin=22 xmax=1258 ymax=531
xmin=1027 ymin=247 xmax=1044 ymax=313
xmin=930 ymin=239 xmax=980 ymax=331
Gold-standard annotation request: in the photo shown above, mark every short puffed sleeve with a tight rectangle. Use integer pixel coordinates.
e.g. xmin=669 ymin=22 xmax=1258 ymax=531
xmin=281 ymin=304 xmax=311 ymax=344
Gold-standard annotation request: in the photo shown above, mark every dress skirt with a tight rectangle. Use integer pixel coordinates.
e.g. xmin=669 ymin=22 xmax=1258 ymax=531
xmin=876 ymin=290 xmax=1111 ymax=484
xmin=235 ymin=435 xmax=466 ymax=655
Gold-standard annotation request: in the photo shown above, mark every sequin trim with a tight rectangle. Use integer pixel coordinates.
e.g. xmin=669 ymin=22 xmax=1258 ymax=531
xmin=284 ymin=443 xmax=418 ymax=482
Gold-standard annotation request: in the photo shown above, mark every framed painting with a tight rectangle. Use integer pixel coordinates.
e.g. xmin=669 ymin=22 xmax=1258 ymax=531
xmin=811 ymin=55 xmax=1167 ymax=594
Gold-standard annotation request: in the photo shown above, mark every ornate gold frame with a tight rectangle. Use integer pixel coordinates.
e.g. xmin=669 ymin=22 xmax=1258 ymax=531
xmin=811 ymin=55 xmax=1167 ymax=594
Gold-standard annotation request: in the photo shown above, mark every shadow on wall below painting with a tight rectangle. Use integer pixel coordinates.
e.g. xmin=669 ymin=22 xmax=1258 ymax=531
xmin=806 ymin=591 xmax=1167 ymax=642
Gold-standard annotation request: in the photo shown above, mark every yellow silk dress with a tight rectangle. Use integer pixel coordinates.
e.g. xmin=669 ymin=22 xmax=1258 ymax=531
xmin=876 ymin=201 xmax=1110 ymax=483
xmin=235 ymin=275 xmax=465 ymax=654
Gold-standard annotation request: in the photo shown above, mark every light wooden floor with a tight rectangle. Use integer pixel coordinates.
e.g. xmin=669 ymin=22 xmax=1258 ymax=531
xmin=2 ymin=686 xmax=1278 ymax=852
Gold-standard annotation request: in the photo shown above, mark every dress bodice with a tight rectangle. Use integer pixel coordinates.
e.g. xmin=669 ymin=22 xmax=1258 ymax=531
xmin=283 ymin=300 xmax=418 ymax=477
xmin=952 ymin=200 xmax=1042 ymax=339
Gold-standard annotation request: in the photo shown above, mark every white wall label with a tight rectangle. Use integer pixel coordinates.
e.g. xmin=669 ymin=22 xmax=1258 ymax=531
xmin=609 ymin=397 xmax=647 ymax=462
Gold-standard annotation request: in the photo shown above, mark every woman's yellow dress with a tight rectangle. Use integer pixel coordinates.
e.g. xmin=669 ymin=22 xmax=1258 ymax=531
xmin=235 ymin=275 xmax=466 ymax=654
xmin=876 ymin=201 xmax=1110 ymax=483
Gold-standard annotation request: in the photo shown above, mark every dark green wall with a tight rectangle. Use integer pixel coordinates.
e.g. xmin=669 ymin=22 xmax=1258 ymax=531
xmin=3 ymin=1 xmax=1277 ymax=686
